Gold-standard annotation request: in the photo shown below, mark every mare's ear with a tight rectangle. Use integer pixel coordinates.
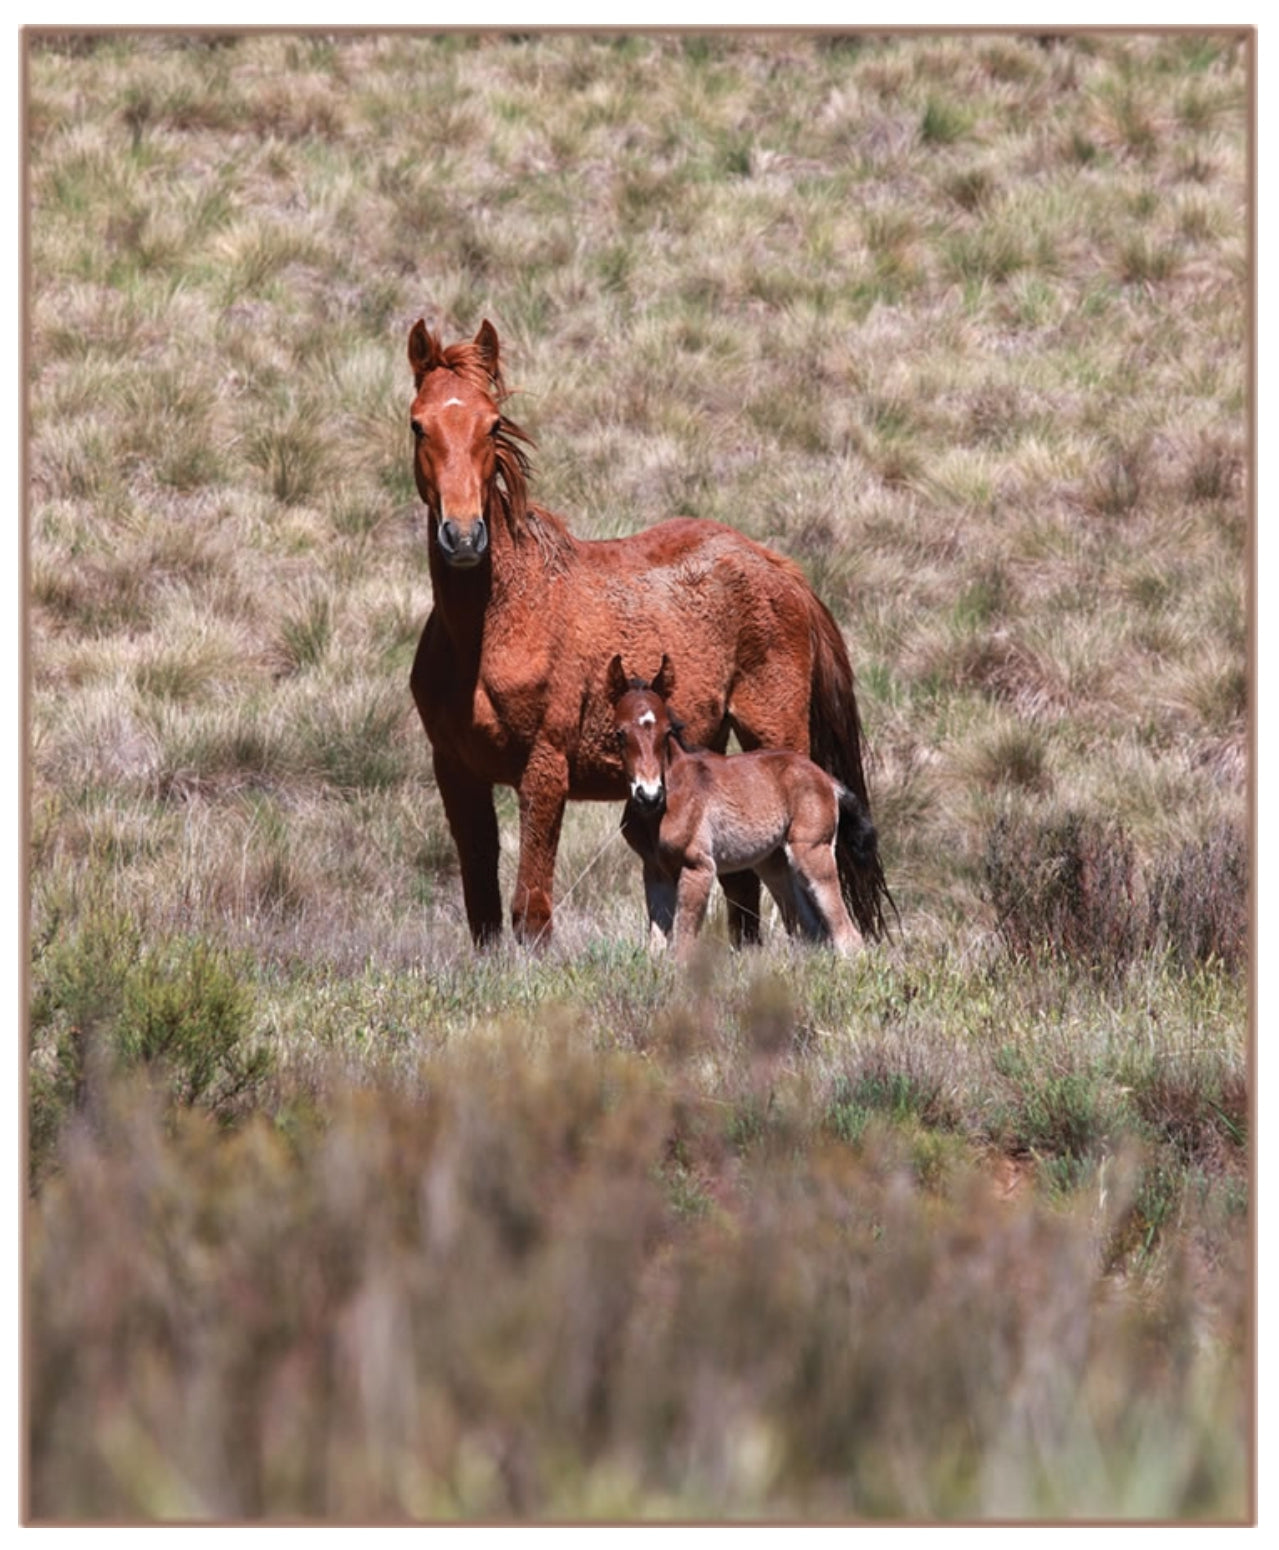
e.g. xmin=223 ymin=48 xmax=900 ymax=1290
xmin=652 ymin=654 xmax=676 ymax=702
xmin=408 ymin=320 xmax=443 ymax=387
xmin=606 ymin=653 xmax=630 ymax=705
xmin=474 ymin=319 xmax=502 ymax=385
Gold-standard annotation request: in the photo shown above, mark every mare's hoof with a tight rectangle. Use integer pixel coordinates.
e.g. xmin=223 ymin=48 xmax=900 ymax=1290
xmin=512 ymin=889 xmax=553 ymax=948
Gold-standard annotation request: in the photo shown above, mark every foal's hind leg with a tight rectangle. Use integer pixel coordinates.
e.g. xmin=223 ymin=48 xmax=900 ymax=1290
xmin=788 ymin=840 xmax=861 ymax=956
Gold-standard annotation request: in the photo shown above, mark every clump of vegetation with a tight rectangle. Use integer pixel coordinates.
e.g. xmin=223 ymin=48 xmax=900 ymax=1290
xmin=30 ymin=903 xmax=271 ymax=1185
xmin=27 ymin=1029 xmax=1248 ymax=1521
xmin=1148 ymin=819 xmax=1248 ymax=973
xmin=983 ymin=809 xmax=1143 ymax=977
xmin=982 ymin=809 xmax=1247 ymax=980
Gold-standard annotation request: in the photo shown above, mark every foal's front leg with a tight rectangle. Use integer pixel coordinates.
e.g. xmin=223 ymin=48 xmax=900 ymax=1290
xmin=672 ymin=854 xmax=717 ymax=962
xmin=513 ymin=747 xmax=570 ymax=947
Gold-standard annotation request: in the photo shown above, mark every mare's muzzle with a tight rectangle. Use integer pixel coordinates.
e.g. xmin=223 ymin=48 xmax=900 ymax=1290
xmin=437 ymin=515 xmax=488 ymax=568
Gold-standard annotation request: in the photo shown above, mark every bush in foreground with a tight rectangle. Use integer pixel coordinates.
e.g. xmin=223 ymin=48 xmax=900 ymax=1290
xmin=28 ymin=1022 xmax=1247 ymax=1522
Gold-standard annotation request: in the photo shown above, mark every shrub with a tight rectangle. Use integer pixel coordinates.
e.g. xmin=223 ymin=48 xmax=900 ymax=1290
xmin=1147 ymin=820 xmax=1247 ymax=973
xmin=920 ymin=96 xmax=969 ymax=145
xmin=29 ymin=908 xmax=271 ymax=1183
xmin=824 ymin=1061 xmax=953 ymax=1148
xmin=983 ymin=809 xmax=1142 ymax=976
xmin=115 ymin=938 xmax=269 ymax=1112
xmin=26 ymin=1046 xmax=1249 ymax=1521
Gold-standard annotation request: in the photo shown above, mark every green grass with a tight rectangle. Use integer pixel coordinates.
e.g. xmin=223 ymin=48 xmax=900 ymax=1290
xmin=25 ymin=29 xmax=1249 ymax=1524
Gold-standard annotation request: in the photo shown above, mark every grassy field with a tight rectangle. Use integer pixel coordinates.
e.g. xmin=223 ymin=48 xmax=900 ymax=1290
xmin=25 ymin=30 xmax=1250 ymax=1521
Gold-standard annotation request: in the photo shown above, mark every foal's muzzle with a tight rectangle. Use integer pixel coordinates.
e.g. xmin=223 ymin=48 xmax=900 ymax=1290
xmin=436 ymin=515 xmax=488 ymax=568
xmin=629 ymin=778 xmax=665 ymax=815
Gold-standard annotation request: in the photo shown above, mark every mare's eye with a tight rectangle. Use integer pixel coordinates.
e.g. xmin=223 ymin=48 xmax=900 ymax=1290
xmin=613 ymin=729 xmax=627 ymax=746
xmin=489 ymin=417 xmax=502 ymax=438
xmin=410 ymin=419 xmax=424 ymax=441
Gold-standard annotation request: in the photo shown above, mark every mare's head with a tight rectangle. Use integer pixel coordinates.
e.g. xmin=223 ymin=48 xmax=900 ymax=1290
xmin=607 ymin=653 xmax=682 ymax=815
xmin=407 ymin=318 xmax=532 ymax=570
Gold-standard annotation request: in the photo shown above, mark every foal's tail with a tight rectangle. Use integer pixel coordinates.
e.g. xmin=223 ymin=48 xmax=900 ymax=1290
xmin=807 ymin=601 xmax=896 ymax=941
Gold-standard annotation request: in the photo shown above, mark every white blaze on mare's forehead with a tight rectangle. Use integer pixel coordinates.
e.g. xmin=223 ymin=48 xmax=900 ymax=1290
xmin=637 ymin=709 xmax=656 ymax=727
xmin=442 ymin=396 xmax=464 ymax=408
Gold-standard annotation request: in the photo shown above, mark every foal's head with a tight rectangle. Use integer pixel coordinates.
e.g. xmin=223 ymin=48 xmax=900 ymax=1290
xmin=407 ymin=318 xmax=532 ymax=570
xmin=607 ymin=653 xmax=682 ymax=814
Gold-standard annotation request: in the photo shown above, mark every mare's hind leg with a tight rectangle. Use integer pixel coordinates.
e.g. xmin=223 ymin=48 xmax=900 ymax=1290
xmin=727 ymin=676 xmax=812 ymax=759
xmin=788 ymin=840 xmax=861 ymax=956
xmin=757 ymin=854 xmax=802 ymax=938
xmin=433 ymin=750 xmax=503 ymax=946
xmin=720 ymin=871 xmax=763 ymax=948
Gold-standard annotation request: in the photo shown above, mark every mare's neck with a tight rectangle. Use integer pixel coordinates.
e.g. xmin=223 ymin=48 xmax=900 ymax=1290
xmin=427 ymin=496 xmax=536 ymax=655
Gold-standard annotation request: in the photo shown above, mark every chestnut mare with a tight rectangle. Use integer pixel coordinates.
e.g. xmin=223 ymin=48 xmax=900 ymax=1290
xmin=406 ymin=318 xmax=891 ymax=947
xmin=609 ymin=655 xmax=869 ymax=960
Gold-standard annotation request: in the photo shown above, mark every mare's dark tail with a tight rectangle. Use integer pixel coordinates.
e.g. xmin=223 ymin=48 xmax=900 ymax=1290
xmin=808 ymin=601 xmax=897 ymax=940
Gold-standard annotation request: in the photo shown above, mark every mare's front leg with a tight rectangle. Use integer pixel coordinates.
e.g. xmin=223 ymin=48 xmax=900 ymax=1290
xmin=513 ymin=746 xmax=570 ymax=947
xmin=642 ymin=861 xmax=677 ymax=955
xmin=433 ymin=750 xmax=503 ymax=946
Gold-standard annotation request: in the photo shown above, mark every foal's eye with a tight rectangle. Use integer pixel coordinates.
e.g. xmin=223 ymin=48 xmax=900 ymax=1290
xmin=613 ymin=729 xmax=627 ymax=746
xmin=410 ymin=419 xmax=424 ymax=441
xmin=488 ymin=417 xmax=502 ymax=438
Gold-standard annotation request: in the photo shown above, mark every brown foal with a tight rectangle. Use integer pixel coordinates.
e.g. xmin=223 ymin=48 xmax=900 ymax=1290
xmin=608 ymin=655 xmax=871 ymax=960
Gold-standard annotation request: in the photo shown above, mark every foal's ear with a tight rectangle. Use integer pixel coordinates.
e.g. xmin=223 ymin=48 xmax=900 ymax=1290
xmin=408 ymin=319 xmax=443 ymax=387
xmin=474 ymin=319 xmax=502 ymax=384
xmin=652 ymin=654 xmax=676 ymax=701
xmin=605 ymin=653 xmax=630 ymax=704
